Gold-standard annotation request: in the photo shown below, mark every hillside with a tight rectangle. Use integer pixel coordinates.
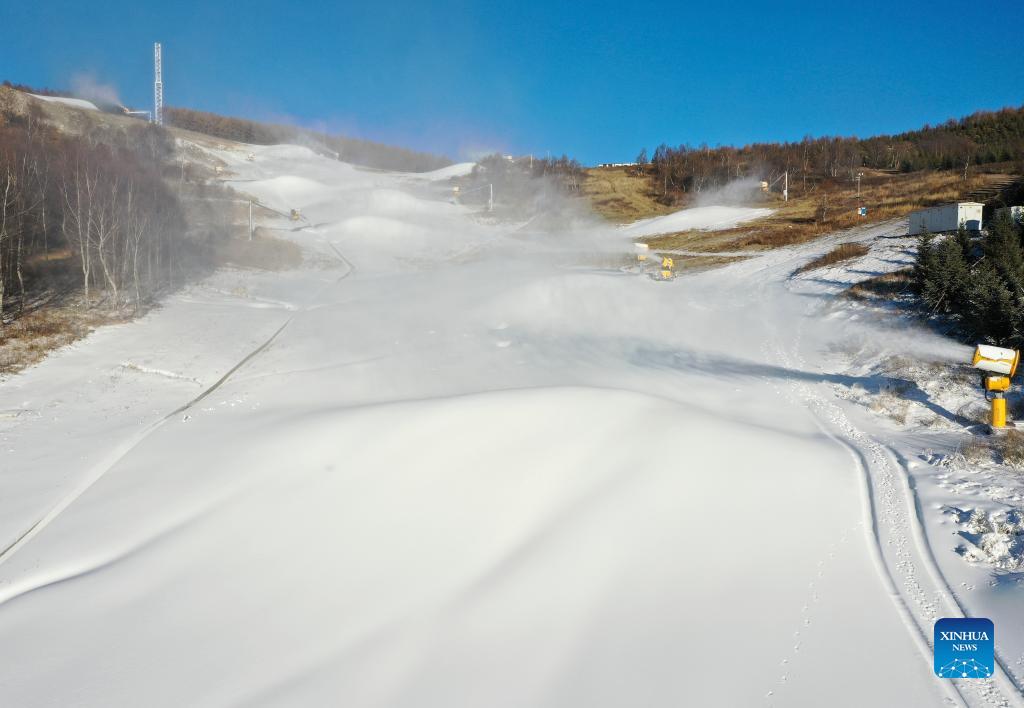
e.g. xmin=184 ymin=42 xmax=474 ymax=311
xmin=0 ymin=87 xmax=302 ymax=373
xmin=2 ymin=133 xmax=1022 ymax=707
xmin=637 ymin=104 xmax=1024 ymax=199
xmin=1 ymin=81 xmax=453 ymax=173
xmin=165 ymin=107 xmax=451 ymax=173
xmin=650 ymin=169 xmax=1017 ymax=256
xmin=581 ymin=166 xmax=676 ymax=223
xmin=582 ymin=107 xmax=1024 ymax=258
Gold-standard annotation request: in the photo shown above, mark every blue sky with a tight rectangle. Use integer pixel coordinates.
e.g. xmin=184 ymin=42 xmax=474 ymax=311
xmin=2 ymin=0 xmax=1023 ymax=164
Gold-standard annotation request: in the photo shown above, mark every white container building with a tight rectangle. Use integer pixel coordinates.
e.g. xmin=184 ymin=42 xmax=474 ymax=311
xmin=908 ymin=202 xmax=984 ymax=235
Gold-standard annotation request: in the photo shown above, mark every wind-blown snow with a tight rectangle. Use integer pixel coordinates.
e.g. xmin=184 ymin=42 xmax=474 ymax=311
xmin=30 ymin=94 xmax=99 ymax=111
xmin=0 ymin=143 xmax=1019 ymax=707
xmin=409 ymin=162 xmax=476 ymax=180
xmin=622 ymin=205 xmax=772 ymax=237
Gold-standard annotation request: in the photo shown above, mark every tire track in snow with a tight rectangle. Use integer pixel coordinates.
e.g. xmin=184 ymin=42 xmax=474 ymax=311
xmin=0 ymin=237 xmax=355 ymax=573
xmin=755 ymin=339 xmax=943 ymax=704
xmin=762 ymin=338 xmax=967 ymax=707
xmin=0 ymin=317 xmax=293 ymax=570
xmin=769 ymin=305 xmax=1019 ymax=708
xmin=326 ymin=240 xmax=356 ymax=281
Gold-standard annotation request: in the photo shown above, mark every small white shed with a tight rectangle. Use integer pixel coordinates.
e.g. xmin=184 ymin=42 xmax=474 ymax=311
xmin=908 ymin=202 xmax=984 ymax=235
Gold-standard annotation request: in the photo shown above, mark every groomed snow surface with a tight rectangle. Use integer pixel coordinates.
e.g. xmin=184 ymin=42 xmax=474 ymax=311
xmin=409 ymin=161 xmax=476 ymax=181
xmin=620 ymin=205 xmax=773 ymax=237
xmin=0 ymin=144 xmax=1021 ymax=707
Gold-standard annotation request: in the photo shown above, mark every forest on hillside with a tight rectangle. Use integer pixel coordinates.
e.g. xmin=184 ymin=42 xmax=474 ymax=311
xmin=165 ymin=107 xmax=452 ymax=173
xmin=915 ymin=213 xmax=1024 ymax=347
xmin=637 ymin=106 xmax=1024 ymax=200
xmin=0 ymin=105 xmax=210 ymax=321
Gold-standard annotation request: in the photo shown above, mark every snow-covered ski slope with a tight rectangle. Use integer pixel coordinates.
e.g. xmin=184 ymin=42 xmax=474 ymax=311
xmin=28 ymin=94 xmax=99 ymax=111
xmin=0 ymin=143 xmax=1020 ymax=707
xmin=621 ymin=204 xmax=772 ymax=237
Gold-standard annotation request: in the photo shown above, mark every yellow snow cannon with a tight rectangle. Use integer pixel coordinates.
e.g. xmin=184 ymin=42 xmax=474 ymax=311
xmin=658 ymin=256 xmax=674 ymax=280
xmin=290 ymin=208 xmax=302 ymax=221
xmin=972 ymin=344 xmax=1019 ymax=431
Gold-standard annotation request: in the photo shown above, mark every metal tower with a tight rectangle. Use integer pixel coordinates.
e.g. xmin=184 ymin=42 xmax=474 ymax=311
xmin=153 ymin=42 xmax=163 ymax=126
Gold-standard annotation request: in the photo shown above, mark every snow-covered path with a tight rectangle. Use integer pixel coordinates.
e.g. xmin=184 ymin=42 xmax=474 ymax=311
xmin=0 ymin=145 xmax=1019 ymax=706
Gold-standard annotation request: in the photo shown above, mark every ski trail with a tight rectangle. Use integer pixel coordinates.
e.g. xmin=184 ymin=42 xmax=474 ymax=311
xmin=0 ymin=238 xmax=356 ymax=572
xmin=0 ymin=317 xmax=293 ymax=569
xmin=756 ymin=336 xmax=961 ymax=705
xmin=768 ymin=295 xmax=1021 ymax=708
xmin=762 ymin=523 xmax=857 ymax=705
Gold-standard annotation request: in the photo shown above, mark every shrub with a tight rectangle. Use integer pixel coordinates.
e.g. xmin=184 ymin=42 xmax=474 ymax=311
xmin=997 ymin=430 xmax=1024 ymax=468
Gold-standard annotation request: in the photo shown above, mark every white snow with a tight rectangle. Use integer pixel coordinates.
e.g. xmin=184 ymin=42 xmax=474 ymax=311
xmin=29 ymin=94 xmax=99 ymax=111
xmin=0 ymin=143 xmax=1020 ymax=707
xmin=407 ymin=161 xmax=476 ymax=181
xmin=621 ymin=205 xmax=773 ymax=237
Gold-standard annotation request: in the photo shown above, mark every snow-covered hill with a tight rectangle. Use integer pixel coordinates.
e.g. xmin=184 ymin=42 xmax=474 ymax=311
xmin=621 ymin=204 xmax=772 ymax=237
xmin=0 ymin=143 xmax=1020 ymax=707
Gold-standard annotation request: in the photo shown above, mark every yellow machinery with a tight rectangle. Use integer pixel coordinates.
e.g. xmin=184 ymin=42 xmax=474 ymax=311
xmin=290 ymin=208 xmax=302 ymax=221
xmin=972 ymin=344 xmax=1020 ymax=430
xmin=631 ymin=244 xmax=676 ymax=280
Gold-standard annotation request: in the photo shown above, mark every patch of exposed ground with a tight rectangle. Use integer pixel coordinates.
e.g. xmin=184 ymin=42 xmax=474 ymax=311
xmin=0 ymin=298 xmax=134 ymax=375
xmin=581 ymin=166 xmax=675 ymax=223
xmin=635 ymin=169 xmax=1016 ymax=256
xmin=795 ymin=242 xmax=870 ymax=274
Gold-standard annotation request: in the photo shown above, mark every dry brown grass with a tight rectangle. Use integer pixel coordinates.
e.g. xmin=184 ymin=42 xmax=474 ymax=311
xmin=581 ymin=167 xmax=675 ymax=223
xmin=671 ymin=254 xmax=751 ymax=271
xmin=868 ymin=391 xmax=912 ymax=424
xmin=213 ymin=232 xmax=303 ymax=271
xmin=643 ymin=227 xmax=751 ymax=253
xmin=795 ymin=243 xmax=870 ymax=274
xmin=846 ymin=269 xmax=915 ymax=302
xmin=0 ymin=303 xmax=132 ymax=375
xmin=959 ymin=436 xmax=993 ymax=464
xmin=996 ymin=430 xmax=1024 ymax=468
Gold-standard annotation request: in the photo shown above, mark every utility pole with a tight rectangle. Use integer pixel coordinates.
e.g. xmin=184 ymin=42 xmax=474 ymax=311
xmin=488 ymin=184 xmax=494 ymax=212
xmin=153 ymin=42 xmax=164 ymax=126
xmin=248 ymin=199 xmax=254 ymax=241
xmin=856 ymin=171 xmax=864 ymax=197
xmin=783 ymin=170 xmax=788 ymax=202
